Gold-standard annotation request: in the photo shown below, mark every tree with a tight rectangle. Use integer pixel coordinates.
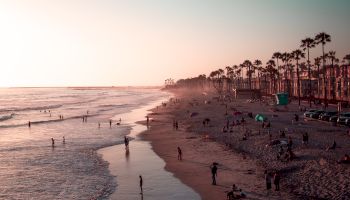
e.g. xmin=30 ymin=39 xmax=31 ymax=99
xmin=314 ymin=57 xmax=322 ymax=100
xmin=272 ymin=52 xmax=282 ymax=92
xmin=315 ymin=32 xmax=331 ymax=105
xmin=343 ymin=54 xmax=350 ymax=100
xmin=327 ymin=51 xmax=337 ymax=100
xmin=281 ymin=52 xmax=292 ymax=93
xmin=254 ymin=60 xmax=262 ymax=89
xmin=301 ymin=37 xmax=315 ymax=107
xmin=292 ymin=49 xmax=305 ymax=105
xmin=242 ymin=60 xmax=253 ymax=90
xmin=266 ymin=59 xmax=277 ymax=94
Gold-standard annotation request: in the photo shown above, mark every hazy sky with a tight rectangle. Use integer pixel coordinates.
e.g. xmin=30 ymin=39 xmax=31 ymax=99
xmin=0 ymin=0 xmax=349 ymax=87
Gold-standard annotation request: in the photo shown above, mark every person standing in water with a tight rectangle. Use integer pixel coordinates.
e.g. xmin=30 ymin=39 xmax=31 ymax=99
xmin=28 ymin=121 xmax=31 ymax=128
xmin=51 ymin=138 xmax=55 ymax=147
xmin=139 ymin=175 xmax=143 ymax=194
xmin=124 ymin=136 xmax=129 ymax=149
xmin=109 ymin=120 xmax=112 ymax=128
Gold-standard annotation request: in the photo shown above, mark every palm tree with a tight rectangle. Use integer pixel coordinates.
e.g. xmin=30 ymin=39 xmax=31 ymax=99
xmin=292 ymin=49 xmax=305 ymax=105
xmin=225 ymin=66 xmax=233 ymax=92
xmin=272 ymin=52 xmax=282 ymax=92
xmin=328 ymin=51 xmax=337 ymax=100
xmin=343 ymin=54 xmax=350 ymax=100
xmin=314 ymin=57 xmax=322 ymax=100
xmin=281 ymin=52 xmax=292 ymax=93
xmin=315 ymin=32 xmax=331 ymax=105
xmin=242 ymin=60 xmax=253 ymax=90
xmin=301 ymin=37 xmax=315 ymax=107
xmin=254 ymin=60 xmax=262 ymax=89
xmin=266 ymin=59 xmax=276 ymax=94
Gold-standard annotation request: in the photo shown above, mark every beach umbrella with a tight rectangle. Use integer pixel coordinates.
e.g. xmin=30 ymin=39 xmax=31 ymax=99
xmin=255 ymin=114 xmax=267 ymax=122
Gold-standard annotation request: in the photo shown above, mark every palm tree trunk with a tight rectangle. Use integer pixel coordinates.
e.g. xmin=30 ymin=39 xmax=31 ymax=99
xmin=322 ymin=44 xmax=327 ymax=106
xmin=307 ymin=48 xmax=312 ymax=108
xmin=317 ymin=64 xmax=320 ymax=101
xmin=297 ymin=60 xmax=301 ymax=105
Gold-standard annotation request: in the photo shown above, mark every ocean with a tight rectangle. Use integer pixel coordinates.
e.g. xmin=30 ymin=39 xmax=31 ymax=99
xmin=0 ymin=87 xmax=171 ymax=199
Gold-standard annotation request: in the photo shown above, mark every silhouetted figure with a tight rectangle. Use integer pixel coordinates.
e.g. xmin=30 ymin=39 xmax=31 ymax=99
xmin=51 ymin=138 xmax=55 ymax=147
xmin=326 ymin=140 xmax=337 ymax=151
xmin=265 ymin=170 xmax=272 ymax=194
xmin=139 ymin=175 xmax=143 ymax=194
xmin=28 ymin=121 xmax=31 ymax=128
xmin=295 ymin=114 xmax=299 ymax=122
xmin=124 ymin=136 xmax=129 ymax=149
xmin=210 ymin=163 xmax=218 ymax=185
xmin=175 ymin=121 xmax=179 ymax=130
xmin=273 ymin=172 xmax=280 ymax=191
xmin=302 ymin=132 xmax=309 ymax=145
xmin=109 ymin=120 xmax=112 ymax=128
xmin=177 ymin=147 xmax=182 ymax=160
xmin=62 ymin=136 xmax=65 ymax=144
xmin=288 ymin=136 xmax=293 ymax=149
xmin=146 ymin=116 xmax=149 ymax=127
xmin=98 ymin=122 xmax=101 ymax=128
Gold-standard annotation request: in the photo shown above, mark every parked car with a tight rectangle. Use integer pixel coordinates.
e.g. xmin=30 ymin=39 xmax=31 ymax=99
xmin=310 ymin=110 xmax=325 ymax=119
xmin=337 ymin=113 xmax=350 ymax=125
xmin=303 ymin=109 xmax=318 ymax=118
xmin=319 ymin=111 xmax=338 ymax=121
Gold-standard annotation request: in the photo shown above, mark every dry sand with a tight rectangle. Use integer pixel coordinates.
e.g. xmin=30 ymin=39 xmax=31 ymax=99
xmin=141 ymin=88 xmax=350 ymax=200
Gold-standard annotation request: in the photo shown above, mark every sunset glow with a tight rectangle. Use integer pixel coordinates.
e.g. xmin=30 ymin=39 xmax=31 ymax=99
xmin=0 ymin=0 xmax=349 ymax=87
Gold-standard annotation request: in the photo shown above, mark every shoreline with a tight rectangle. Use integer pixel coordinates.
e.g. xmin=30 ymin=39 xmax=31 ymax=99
xmin=141 ymin=88 xmax=350 ymax=199
xmin=98 ymin=96 xmax=200 ymax=200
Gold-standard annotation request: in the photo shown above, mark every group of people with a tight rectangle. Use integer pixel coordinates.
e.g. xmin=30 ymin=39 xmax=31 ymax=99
xmin=226 ymin=184 xmax=246 ymax=199
xmin=51 ymin=136 xmax=65 ymax=147
xmin=265 ymin=170 xmax=281 ymax=193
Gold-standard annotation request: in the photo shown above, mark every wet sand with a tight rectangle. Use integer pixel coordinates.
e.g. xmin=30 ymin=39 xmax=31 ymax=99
xmin=98 ymin=99 xmax=200 ymax=200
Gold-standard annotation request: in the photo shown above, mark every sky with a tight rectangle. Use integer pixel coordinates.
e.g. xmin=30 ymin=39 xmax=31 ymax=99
xmin=0 ymin=0 xmax=349 ymax=87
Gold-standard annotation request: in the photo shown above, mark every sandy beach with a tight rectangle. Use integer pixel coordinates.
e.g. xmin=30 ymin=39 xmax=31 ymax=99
xmin=99 ymin=97 xmax=200 ymax=200
xmin=141 ymin=88 xmax=350 ymax=199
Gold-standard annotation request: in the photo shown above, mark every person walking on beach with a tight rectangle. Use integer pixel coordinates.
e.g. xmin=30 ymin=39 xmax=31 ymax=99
xmin=273 ymin=172 xmax=280 ymax=191
xmin=265 ymin=170 xmax=272 ymax=195
xmin=28 ymin=121 xmax=31 ymax=128
xmin=51 ymin=138 xmax=55 ymax=148
xmin=210 ymin=162 xmax=218 ymax=185
xmin=109 ymin=120 xmax=112 ymax=128
xmin=124 ymin=136 xmax=129 ymax=149
xmin=146 ymin=116 xmax=149 ymax=127
xmin=139 ymin=175 xmax=143 ymax=194
xmin=177 ymin=147 xmax=182 ymax=160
